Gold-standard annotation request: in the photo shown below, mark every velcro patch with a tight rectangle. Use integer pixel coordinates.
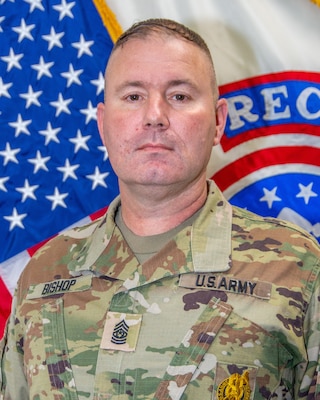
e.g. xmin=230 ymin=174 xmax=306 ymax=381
xmin=179 ymin=273 xmax=271 ymax=299
xmin=26 ymin=274 xmax=92 ymax=299
xmin=100 ymin=312 xmax=142 ymax=352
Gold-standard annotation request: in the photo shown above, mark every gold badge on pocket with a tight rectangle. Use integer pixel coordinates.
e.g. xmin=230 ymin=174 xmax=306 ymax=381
xmin=217 ymin=370 xmax=251 ymax=400
xmin=100 ymin=311 xmax=142 ymax=352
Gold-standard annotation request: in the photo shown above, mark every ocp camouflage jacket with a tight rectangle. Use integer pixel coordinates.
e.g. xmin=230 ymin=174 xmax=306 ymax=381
xmin=1 ymin=181 xmax=320 ymax=399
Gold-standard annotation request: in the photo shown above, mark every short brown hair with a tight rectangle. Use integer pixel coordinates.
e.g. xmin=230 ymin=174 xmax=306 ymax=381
xmin=113 ymin=18 xmax=212 ymax=61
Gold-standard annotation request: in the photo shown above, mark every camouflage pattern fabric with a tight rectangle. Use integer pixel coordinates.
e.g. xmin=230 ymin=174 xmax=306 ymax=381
xmin=1 ymin=180 xmax=320 ymax=399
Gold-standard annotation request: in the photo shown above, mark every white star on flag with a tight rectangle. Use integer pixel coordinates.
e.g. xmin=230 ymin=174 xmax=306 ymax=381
xmin=57 ymin=159 xmax=79 ymax=181
xmin=1 ymin=48 xmax=23 ymax=71
xmin=53 ymin=0 xmax=75 ymax=20
xmin=0 ymin=177 xmax=10 ymax=192
xmin=86 ymin=166 xmax=109 ymax=189
xmin=46 ymin=187 xmax=68 ymax=210
xmin=91 ymin=72 xmax=105 ymax=95
xmin=31 ymin=56 xmax=54 ymax=79
xmin=80 ymin=101 xmax=97 ymax=124
xmin=12 ymin=18 xmax=35 ymax=42
xmin=4 ymin=208 xmax=27 ymax=231
xmin=72 ymin=34 xmax=94 ymax=58
xmin=39 ymin=123 xmax=61 ymax=145
xmin=98 ymin=145 xmax=109 ymax=161
xmin=61 ymin=64 xmax=83 ymax=87
xmin=9 ymin=114 xmax=32 ymax=137
xmin=0 ymin=77 xmax=13 ymax=98
xmin=19 ymin=85 xmax=42 ymax=108
xmin=16 ymin=179 xmax=39 ymax=202
xmin=0 ymin=16 xmax=5 ymax=33
xmin=0 ymin=143 xmax=20 ymax=165
xmin=42 ymin=27 xmax=64 ymax=50
xmin=50 ymin=93 xmax=72 ymax=116
xmin=69 ymin=129 xmax=91 ymax=152
xmin=28 ymin=150 xmax=51 ymax=173
xmin=24 ymin=0 xmax=45 ymax=12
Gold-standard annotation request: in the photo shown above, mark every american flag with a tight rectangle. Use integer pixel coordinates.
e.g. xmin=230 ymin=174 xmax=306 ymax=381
xmin=0 ymin=0 xmax=121 ymax=335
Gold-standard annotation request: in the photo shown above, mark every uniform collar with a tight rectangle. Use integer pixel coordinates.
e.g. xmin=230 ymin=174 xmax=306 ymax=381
xmin=66 ymin=180 xmax=232 ymax=280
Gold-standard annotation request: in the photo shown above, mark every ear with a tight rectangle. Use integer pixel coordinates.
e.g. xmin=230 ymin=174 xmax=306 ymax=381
xmin=213 ymin=98 xmax=228 ymax=146
xmin=97 ymin=102 xmax=106 ymax=146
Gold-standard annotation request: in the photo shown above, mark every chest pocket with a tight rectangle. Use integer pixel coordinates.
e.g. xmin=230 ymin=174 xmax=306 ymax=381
xmin=179 ymin=306 xmax=293 ymax=400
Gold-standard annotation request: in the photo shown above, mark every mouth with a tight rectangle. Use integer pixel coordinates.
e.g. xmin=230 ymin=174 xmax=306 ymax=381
xmin=138 ymin=143 xmax=173 ymax=151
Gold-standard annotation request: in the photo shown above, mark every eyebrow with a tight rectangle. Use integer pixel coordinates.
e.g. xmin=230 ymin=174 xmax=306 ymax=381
xmin=114 ymin=79 xmax=199 ymax=94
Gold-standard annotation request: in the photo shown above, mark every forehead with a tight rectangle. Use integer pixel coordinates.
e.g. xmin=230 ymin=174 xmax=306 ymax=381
xmin=106 ymin=35 xmax=212 ymax=82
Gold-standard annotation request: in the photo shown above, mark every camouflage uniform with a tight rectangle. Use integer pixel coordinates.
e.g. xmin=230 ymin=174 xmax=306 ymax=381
xmin=1 ymin=180 xmax=320 ymax=400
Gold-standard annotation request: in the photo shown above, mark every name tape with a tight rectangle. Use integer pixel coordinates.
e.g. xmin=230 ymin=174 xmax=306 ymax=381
xmin=26 ymin=274 xmax=92 ymax=299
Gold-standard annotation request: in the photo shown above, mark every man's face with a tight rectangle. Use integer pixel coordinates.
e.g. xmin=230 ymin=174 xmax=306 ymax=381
xmin=97 ymin=35 xmax=227 ymax=191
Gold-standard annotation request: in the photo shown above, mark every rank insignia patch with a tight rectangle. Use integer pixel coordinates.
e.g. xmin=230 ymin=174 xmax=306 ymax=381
xmin=111 ymin=319 xmax=129 ymax=345
xmin=100 ymin=311 xmax=142 ymax=352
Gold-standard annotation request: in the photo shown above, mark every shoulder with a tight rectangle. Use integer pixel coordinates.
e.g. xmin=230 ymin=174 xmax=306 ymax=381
xmin=18 ymin=214 xmax=108 ymax=288
xmin=231 ymin=205 xmax=320 ymax=264
xmin=232 ymin=204 xmax=317 ymax=239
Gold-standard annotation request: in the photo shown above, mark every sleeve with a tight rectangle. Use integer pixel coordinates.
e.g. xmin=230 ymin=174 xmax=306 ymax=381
xmin=298 ymin=264 xmax=320 ymax=399
xmin=0 ymin=291 xmax=29 ymax=400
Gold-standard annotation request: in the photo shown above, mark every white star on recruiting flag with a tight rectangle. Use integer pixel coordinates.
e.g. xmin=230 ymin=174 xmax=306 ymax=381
xmin=0 ymin=0 xmax=119 ymax=318
xmin=296 ymin=182 xmax=318 ymax=205
xmin=259 ymin=187 xmax=282 ymax=209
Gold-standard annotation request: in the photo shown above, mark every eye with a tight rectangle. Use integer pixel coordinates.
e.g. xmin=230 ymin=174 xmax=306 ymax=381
xmin=173 ymin=94 xmax=187 ymax=101
xmin=126 ymin=94 xmax=141 ymax=102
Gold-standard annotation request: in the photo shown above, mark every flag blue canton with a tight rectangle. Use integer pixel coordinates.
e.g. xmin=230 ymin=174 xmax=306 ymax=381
xmin=0 ymin=0 xmax=119 ymax=263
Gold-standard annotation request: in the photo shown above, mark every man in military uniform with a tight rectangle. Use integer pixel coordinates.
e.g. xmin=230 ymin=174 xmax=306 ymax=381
xmin=1 ymin=18 xmax=320 ymax=400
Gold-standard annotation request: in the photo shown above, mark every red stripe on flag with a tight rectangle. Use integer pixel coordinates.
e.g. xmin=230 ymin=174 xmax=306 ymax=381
xmin=0 ymin=277 xmax=12 ymax=339
xmin=220 ymin=124 xmax=320 ymax=152
xmin=219 ymin=71 xmax=320 ymax=94
xmin=213 ymin=146 xmax=320 ymax=192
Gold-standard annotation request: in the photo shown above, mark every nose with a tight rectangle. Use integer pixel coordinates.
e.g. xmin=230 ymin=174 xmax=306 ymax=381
xmin=143 ymin=95 xmax=169 ymax=129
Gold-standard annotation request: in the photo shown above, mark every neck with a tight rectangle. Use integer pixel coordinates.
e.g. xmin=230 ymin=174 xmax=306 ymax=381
xmin=118 ymin=178 xmax=208 ymax=236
